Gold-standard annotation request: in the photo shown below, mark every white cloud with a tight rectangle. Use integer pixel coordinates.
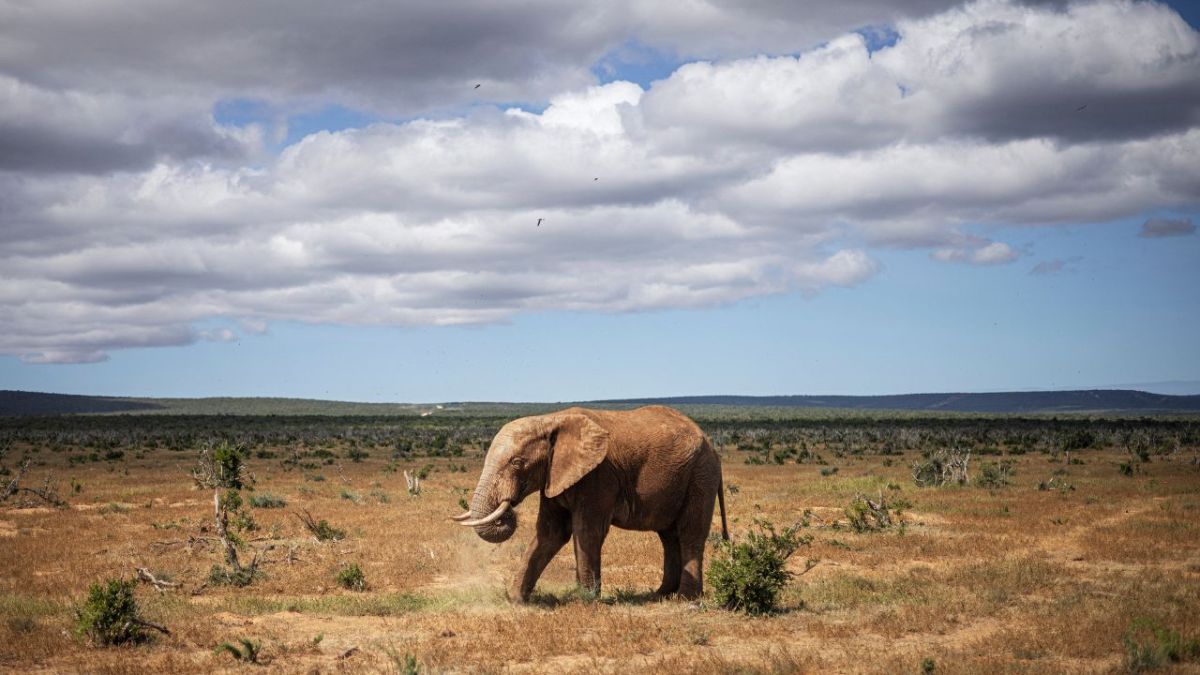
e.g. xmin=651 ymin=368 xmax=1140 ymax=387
xmin=795 ymin=250 xmax=881 ymax=290
xmin=932 ymin=240 xmax=1018 ymax=265
xmin=1 ymin=0 xmax=1198 ymax=363
xmin=199 ymin=328 xmax=238 ymax=342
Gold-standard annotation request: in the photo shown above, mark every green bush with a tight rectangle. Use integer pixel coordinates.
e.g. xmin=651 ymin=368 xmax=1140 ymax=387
xmin=975 ymin=460 xmax=1015 ymax=489
xmin=843 ymin=493 xmax=907 ymax=533
xmin=75 ymin=578 xmax=146 ymax=646
xmin=1124 ymin=619 xmax=1200 ymax=673
xmin=336 ymin=563 xmax=367 ymax=591
xmin=708 ymin=520 xmax=810 ymax=615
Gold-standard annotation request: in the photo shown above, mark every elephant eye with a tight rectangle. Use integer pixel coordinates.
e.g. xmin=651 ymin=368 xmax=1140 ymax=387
xmin=510 ymin=457 xmax=524 ymax=468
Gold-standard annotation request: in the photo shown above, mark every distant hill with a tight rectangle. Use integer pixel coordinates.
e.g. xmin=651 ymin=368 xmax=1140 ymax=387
xmin=0 ymin=391 xmax=419 ymax=416
xmin=0 ymin=391 xmax=165 ymax=415
xmin=596 ymin=390 xmax=1200 ymax=414
xmin=2 ymin=388 xmax=1199 ymax=417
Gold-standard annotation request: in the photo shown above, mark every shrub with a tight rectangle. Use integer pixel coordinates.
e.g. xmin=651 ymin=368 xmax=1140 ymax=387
xmin=249 ymin=493 xmax=287 ymax=508
xmin=975 ymin=460 xmax=1015 ymax=489
xmin=347 ymin=448 xmax=369 ymax=463
xmin=296 ymin=509 xmax=346 ymax=541
xmin=336 ymin=563 xmax=367 ymax=591
xmin=708 ymin=519 xmax=810 ymax=615
xmin=75 ymin=578 xmax=146 ymax=646
xmin=1124 ymin=619 xmax=1200 ymax=673
xmin=843 ymin=492 xmax=908 ymax=533
xmin=912 ymin=448 xmax=970 ymax=487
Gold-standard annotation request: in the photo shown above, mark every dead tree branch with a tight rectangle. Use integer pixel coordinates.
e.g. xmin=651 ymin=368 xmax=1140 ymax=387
xmin=1 ymin=460 xmax=68 ymax=508
xmin=135 ymin=567 xmax=180 ymax=593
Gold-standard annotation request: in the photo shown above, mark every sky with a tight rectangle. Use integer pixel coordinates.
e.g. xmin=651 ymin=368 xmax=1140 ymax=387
xmin=1 ymin=0 xmax=1198 ymax=401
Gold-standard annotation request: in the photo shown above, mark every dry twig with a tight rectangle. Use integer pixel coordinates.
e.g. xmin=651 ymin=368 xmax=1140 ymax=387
xmin=135 ymin=567 xmax=180 ymax=593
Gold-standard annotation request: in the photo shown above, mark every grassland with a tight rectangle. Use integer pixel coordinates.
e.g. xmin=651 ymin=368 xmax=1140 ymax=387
xmin=1 ymin=412 xmax=1198 ymax=673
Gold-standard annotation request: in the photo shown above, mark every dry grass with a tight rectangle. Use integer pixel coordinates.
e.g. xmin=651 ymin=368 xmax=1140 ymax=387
xmin=1 ymin=441 xmax=1199 ymax=674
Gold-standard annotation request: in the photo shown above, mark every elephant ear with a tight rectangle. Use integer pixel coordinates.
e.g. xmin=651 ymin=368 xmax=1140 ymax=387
xmin=545 ymin=414 xmax=610 ymax=498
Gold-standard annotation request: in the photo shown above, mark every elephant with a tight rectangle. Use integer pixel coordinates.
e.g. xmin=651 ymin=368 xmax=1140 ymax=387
xmin=451 ymin=405 xmax=728 ymax=602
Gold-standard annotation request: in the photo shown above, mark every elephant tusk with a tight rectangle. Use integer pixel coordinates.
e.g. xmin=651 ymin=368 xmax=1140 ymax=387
xmin=449 ymin=511 xmax=473 ymax=522
xmin=458 ymin=500 xmax=511 ymax=527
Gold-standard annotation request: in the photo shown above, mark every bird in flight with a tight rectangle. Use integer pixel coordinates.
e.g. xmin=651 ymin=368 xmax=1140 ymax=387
xmin=1075 ymin=104 xmax=1088 ymax=112
xmin=594 ymin=177 xmax=599 ymax=181
xmin=537 ymin=218 xmax=543 ymax=227
xmin=474 ymin=83 xmax=481 ymax=89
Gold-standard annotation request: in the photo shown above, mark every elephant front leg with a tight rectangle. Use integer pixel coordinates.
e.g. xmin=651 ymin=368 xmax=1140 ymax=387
xmin=572 ymin=511 xmax=610 ymax=598
xmin=509 ymin=499 xmax=571 ymax=603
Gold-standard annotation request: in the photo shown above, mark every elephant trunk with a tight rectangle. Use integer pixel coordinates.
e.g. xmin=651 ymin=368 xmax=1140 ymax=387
xmin=466 ymin=462 xmax=517 ymax=543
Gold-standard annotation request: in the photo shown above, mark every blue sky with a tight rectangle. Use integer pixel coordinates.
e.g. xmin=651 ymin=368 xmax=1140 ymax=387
xmin=1 ymin=0 xmax=1198 ymax=400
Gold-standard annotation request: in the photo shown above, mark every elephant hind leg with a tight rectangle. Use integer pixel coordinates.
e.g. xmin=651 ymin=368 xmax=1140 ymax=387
xmin=655 ymin=529 xmax=682 ymax=596
xmin=675 ymin=454 xmax=720 ymax=600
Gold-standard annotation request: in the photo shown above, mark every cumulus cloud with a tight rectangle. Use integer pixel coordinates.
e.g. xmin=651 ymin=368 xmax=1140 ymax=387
xmin=1 ymin=0 xmax=1198 ymax=363
xmin=792 ymin=250 xmax=881 ymax=295
xmin=1138 ymin=217 xmax=1197 ymax=238
xmin=636 ymin=0 xmax=1200 ymax=151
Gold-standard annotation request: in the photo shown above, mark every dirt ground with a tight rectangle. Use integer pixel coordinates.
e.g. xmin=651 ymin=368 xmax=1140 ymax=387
xmin=2 ymin=442 xmax=1198 ymax=673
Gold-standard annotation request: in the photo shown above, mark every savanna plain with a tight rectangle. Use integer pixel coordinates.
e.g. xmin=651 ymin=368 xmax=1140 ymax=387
xmin=1 ymin=409 xmax=1198 ymax=674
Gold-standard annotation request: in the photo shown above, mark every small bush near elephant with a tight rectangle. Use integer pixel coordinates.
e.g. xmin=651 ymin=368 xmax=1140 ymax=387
xmin=75 ymin=578 xmax=147 ymax=646
xmin=708 ymin=519 xmax=810 ymax=615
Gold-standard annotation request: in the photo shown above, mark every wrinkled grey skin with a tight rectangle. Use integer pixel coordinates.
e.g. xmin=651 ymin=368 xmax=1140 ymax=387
xmin=468 ymin=420 xmax=536 ymax=544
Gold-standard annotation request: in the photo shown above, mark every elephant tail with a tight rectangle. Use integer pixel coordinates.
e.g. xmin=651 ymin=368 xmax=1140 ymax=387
xmin=717 ymin=475 xmax=730 ymax=542
xmin=707 ymin=436 xmax=729 ymax=541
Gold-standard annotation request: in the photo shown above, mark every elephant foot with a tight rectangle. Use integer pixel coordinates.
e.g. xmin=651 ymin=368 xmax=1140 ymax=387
xmin=506 ymin=585 xmax=533 ymax=604
xmin=653 ymin=586 xmax=679 ymax=599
